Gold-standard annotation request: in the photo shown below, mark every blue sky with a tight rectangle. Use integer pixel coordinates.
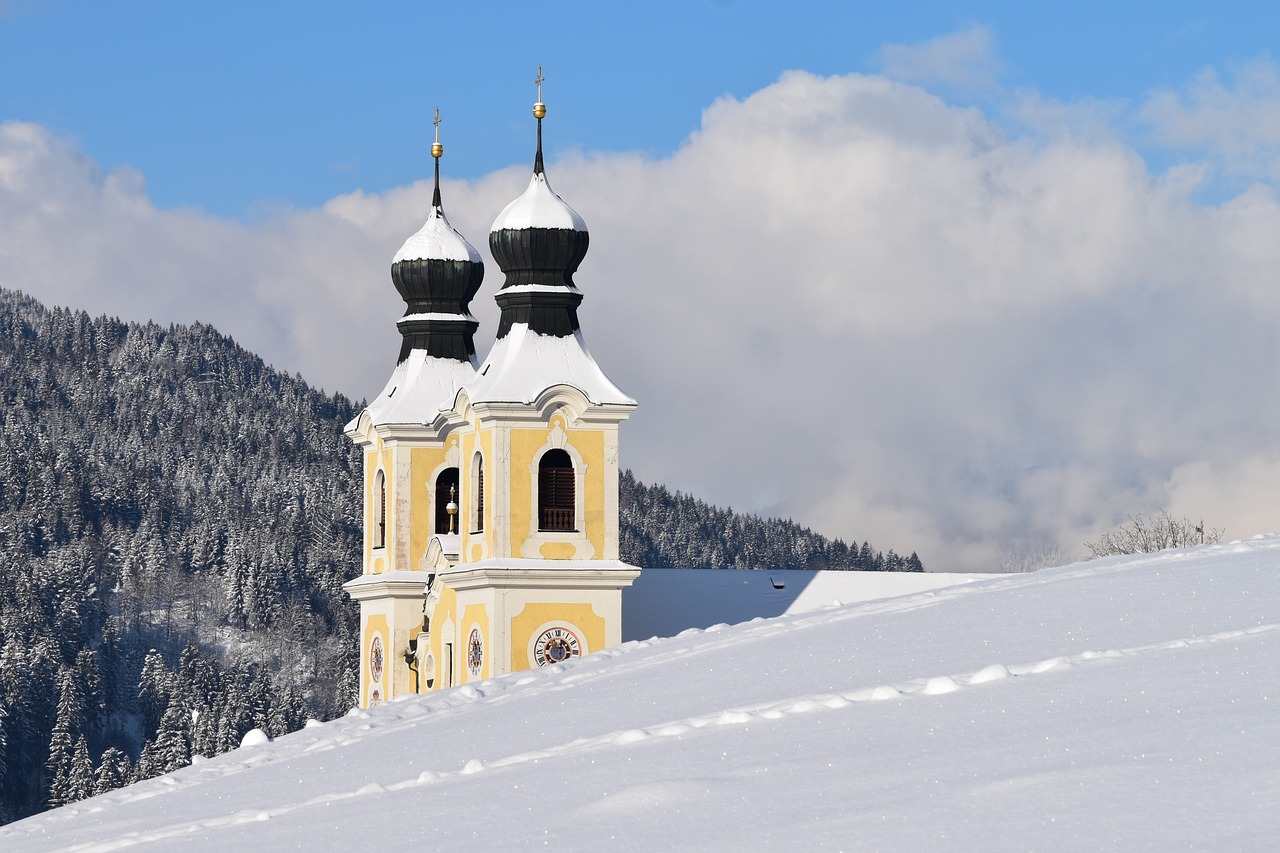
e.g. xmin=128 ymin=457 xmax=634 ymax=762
xmin=3 ymin=0 xmax=1277 ymax=216
xmin=4 ymin=1 xmax=1280 ymax=569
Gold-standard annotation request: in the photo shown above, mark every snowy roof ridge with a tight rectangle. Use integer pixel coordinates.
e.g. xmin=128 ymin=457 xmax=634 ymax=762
xmin=362 ymin=349 xmax=478 ymax=426
xmin=464 ymin=323 xmax=634 ymax=406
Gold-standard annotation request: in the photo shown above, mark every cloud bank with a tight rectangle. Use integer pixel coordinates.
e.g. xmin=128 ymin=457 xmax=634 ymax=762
xmin=4 ymin=66 xmax=1280 ymax=570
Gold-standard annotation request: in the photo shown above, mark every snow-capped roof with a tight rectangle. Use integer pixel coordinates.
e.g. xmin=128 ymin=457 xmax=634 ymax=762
xmin=490 ymin=171 xmax=587 ymax=232
xmin=392 ymin=205 xmax=482 ymax=264
xmin=431 ymin=533 xmax=460 ymax=557
xmin=464 ymin=323 xmax=634 ymax=406
xmin=358 ymin=349 xmax=477 ymax=427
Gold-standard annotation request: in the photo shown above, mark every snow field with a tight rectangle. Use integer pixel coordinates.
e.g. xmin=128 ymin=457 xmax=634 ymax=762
xmin=6 ymin=536 xmax=1280 ymax=851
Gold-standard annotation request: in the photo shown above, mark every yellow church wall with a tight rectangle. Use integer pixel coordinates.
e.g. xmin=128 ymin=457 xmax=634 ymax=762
xmin=364 ymin=443 xmax=395 ymax=568
xmin=460 ymin=601 xmax=492 ymax=683
xmin=569 ymin=429 xmax=606 ymax=558
xmin=428 ymin=582 xmax=458 ymax=691
xmin=461 ymin=426 xmax=494 ymax=562
xmin=508 ymin=422 xmax=607 ymax=559
xmin=458 ymin=429 xmax=473 ymax=559
xmin=362 ymin=614 xmax=389 ymax=708
xmin=508 ymin=427 xmax=535 ymax=553
xmin=509 ymin=602 xmax=606 ymax=673
xmin=409 ymin=446 xmax=451 ymax=568
xmin=349 ymin=384 xmax=634 ymax=703
xmin=362 ymin=446 xmax=379 ymax=572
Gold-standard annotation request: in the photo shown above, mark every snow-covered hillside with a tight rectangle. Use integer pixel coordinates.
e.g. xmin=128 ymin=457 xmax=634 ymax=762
xmin=6 ymin=538 xmax=1278 ymax=851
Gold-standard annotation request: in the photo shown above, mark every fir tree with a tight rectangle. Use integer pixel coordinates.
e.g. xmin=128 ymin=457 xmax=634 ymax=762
xmin=64 ymin=737 xmax=95 ymax=805
xmin=93 ymin=747 xmax=131 ymax=797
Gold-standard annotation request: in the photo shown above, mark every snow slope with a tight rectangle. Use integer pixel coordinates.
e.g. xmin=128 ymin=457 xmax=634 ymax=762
xmin=6 ymin=538 xmax=1279 ymax=851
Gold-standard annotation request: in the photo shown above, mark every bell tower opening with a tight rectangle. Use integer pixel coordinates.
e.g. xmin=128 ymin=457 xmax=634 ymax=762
xmin=374 ymin=468 xmax=387 ymax=549
xmin=538 ymin=449 xmax=575 ymax=531
xmin=435 ymin=468 xmax=460 ymax=534
xmin=472 ymin=453 xmax=485 ymax=532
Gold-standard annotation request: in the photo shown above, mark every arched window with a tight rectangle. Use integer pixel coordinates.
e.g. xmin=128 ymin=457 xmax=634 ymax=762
xmin=435 ymin=468 xmax=460 ymax=534
xmin=374 ymin=469 xmax=386 ymax=548
xmin=538 ymin=449 xmax=575 ymax=531
xmin=471 ymin=453 xmax=484 ymax=533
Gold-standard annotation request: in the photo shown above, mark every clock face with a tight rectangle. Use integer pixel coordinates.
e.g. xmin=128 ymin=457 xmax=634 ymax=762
xmin=467 ymin=628 xmax=483 ymax=677
xmin=533 ymin=626 xmax=582 ymax=667
xmin=369 ymin=635 xmax=385 ymax=683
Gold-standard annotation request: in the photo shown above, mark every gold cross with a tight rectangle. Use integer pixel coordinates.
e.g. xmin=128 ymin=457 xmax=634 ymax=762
xmin=433 ymin=107 xmax=441 ymax=144
xmin=535 ymin=65 xmax=544 ymax=102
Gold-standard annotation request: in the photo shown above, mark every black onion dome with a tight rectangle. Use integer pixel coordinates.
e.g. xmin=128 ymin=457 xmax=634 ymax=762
xmin=389 ymin=157 xmax=484 ymax=364
xmin=488 ymin=114 xmax=589 ymax=339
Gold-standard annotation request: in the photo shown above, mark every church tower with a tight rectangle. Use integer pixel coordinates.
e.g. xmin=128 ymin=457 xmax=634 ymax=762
xmin=417 ymin=72 xmax=639 ymax=692
xmin=345 ymin=73 xmax=640 ymax=706
xmin=344 ymin=112 xmax=484 ymax=707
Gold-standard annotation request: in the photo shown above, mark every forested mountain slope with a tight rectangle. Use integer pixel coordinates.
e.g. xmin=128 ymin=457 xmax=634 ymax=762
xmin=0 ymin=289 xmax=363 ymax=822
xmin=622 ymin=472 xmax=924 ymax=571
xmin=0 ymin=289 xmax=919 ymax=822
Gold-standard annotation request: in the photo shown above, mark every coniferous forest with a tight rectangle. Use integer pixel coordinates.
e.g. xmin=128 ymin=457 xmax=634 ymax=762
xmin=0 ymin=289 xmax=922 ymax=823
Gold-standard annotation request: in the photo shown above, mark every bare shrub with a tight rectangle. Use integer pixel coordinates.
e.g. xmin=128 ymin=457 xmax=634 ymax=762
xmin=1084 ymin=510 xmax=1223 ymax=558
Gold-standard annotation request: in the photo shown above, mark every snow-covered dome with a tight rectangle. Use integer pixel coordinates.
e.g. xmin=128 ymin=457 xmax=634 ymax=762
xmin=383 ymin=140 xmax=484 ymax=369
xmin=487 ymin=99 xmax=590 ymax=328
xmin=488 ymin=168 xmax=589 ymax=334
xmin=394 ymin=205 xmax=482 ymax=264
xmin=464 ymin=84 xmax=631 ymax=412
xmin=490 ymin=170 xmax=586 ymax=233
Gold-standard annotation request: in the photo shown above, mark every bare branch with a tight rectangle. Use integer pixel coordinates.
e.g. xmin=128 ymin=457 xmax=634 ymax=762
xmin=1084 ymin=509 xmax=1223 ymax=558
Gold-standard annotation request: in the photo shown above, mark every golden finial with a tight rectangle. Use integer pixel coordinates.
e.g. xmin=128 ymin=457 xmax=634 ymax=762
xmin=431 ymin=107 xmax=444 ymax=159
xmin=533 ymin=65 xmax=547 ymax=119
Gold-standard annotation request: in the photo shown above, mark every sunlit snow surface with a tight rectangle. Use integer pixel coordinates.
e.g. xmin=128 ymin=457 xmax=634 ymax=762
xmin=491 ymin=171 xmax=587 ymax=232
xmin=466 ymin=324 xmax=633 ymax=406
xmin=7 ymin=538 xmax=1280 ymax=851
xmin=391 ymin=205 xmax=482 ymax=264
xmin=352 ymin=349 xmax=476 ymax=428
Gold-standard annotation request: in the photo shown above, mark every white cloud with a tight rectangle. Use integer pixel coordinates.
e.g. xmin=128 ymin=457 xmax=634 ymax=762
xmin=875 ymin=26 xmax=1002 ymax=93
xmin=5 ymin=67 xmax=1280 ymax=571
xmin=1140 ymin=59 xmax=1280 ymax=183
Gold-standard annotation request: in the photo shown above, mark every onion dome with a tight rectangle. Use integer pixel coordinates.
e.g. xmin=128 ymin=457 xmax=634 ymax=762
xmin=488 ymin=72 xmax=588 ymax=340
xmin=357 ymin=112 xmax=483 ymax=429
xmin=390 ymin=110 xmax=484 ymax=365
xmin=465 ymin=70 xmax=634 ymax=409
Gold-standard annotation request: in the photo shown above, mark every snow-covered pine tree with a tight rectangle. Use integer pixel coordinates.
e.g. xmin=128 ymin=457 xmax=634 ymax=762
xmin=92 ymin=747 xmax=131 ymax=797
xmin=64 ymin=737 xmax=95 ymax=805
